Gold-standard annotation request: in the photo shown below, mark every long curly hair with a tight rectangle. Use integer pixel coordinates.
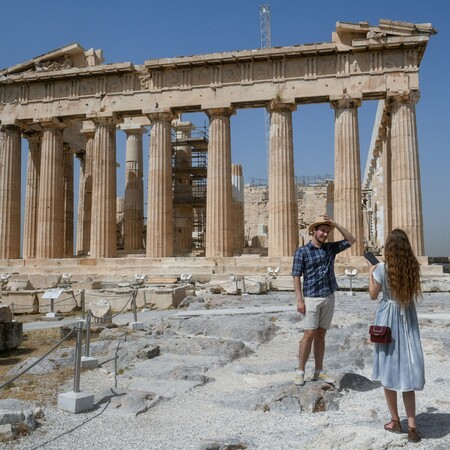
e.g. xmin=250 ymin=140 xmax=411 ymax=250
xmin=384 ymin=229 xmax=422 ymax=304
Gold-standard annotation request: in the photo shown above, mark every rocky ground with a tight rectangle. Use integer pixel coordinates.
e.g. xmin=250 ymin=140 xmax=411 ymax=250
xmin=1 ymin=290 xmax=450 ymax=449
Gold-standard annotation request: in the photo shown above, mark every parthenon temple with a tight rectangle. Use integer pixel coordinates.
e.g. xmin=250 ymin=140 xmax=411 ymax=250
xmin=0 ymin=19 xmax=437 ymax=278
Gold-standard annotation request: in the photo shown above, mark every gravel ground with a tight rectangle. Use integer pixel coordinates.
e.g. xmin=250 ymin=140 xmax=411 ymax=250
xmin=4 ymin=291 xmax=450 ymax=450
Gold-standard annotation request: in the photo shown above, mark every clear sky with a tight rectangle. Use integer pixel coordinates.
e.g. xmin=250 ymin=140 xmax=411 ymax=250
xmin=1 ymin=0 xmax=448 ymax=256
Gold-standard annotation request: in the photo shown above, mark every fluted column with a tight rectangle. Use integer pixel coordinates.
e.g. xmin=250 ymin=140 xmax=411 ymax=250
xmin=76 ymin=127 xmax=94 ymax=255
xmin=331 ymin=97 xmax=363 ymax=255
xmin=232 ymin=164 xmax=245 ymax=255
xmin=90 ymin=118 xmax=117 ymax=258
xmin=380 ymin=125 xmax=392 ymax=245
xmin=23 ymin=132 xmax=41 ymax=259
xmin=146 ymin=112 xmax=174 ymax=257
xmin=0 ymin=125 xmax=22 ymax=259
xmin=205 ymin=107 xmax=234 ymax=257
xmin=76 ymin=151 xmax=87 ymax=255
xmin=388 ymin=91 xmax=424 ymax=255
xmin=267 ymin=101 xmax=298 ymax=257
xmin=173 ymin=120 xmax=195 ymax=256
xmin=36 ymin=122 xmax=65 ymax=259
xmin=63 ymin=145 xmax=74 ymax=257
xmin=123 ymin=127 xmax=144 ymax=250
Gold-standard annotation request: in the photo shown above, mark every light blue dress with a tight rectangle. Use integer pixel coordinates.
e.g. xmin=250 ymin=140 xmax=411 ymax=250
xmin=372 ymin=263 xmax=425 ymax=392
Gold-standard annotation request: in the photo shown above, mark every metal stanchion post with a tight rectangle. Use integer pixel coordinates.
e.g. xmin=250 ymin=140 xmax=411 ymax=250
xmin=50 ymin=298 xmax=55 ymax=314
xmin=11 ymin=302 xmax=15 ymax=320
xmin=81 ymin=289 xmax=85 ymax=319
xmin=85 ymin=310 xmax=91 ymax=358
xmin=73 ymin=320 xmax=85 ymax=393
xmin=132 ymin=289 xmax=138 ymax=323
xmin=81 ymin=309 xmax=98 ymax=369
xmin=129 ymin=288 xmax=144 ymax=330
xmin=345 ymin=269 xmax=358 ymax=296
xmin=57 ymin=318 xmax=94 ymax=413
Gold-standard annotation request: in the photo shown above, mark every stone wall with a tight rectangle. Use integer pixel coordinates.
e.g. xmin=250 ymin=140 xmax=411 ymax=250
xmin=243 ymin=180 xmax=334 ymax=250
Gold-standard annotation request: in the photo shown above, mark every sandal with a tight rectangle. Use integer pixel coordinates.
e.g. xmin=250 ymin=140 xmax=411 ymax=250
xmin=408 ymin=427 xmax=422 ymax=443
xmin=384 ymin=419 xmax=402 ymax=434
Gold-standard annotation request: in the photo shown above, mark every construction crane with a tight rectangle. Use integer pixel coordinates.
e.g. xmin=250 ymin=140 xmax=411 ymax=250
xmin=259 ymin=4 xmax=272 ymax=170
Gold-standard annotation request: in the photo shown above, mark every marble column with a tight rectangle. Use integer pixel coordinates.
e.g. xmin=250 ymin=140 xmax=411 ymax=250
xmin=63 ymin=145 xmax=74 ymax=257
xmin=388 ymin=91 xmax=424 ymax=255
xmin=123 ymin=127 xmax=144 ymax=251
xmin=331 ymin=97 xmax=364 ymax=255
xmin=76 ymin=127 xmax=94 ymax=256
xmin=23 ymin=132 xmax=41 ymax=259
xmin=173 ymin=120 xmax=195 ymax=256
xmin=380 ymin=124 xmax=392 ymax=246
xmin=36 ymin=122 xmax=65 ymax=259
xmin=0 ymin=125 xmax=21 ymax=259
xmin=232 ymin=163 xmax=245 ymax=255
xmin=146 ymin=112 xmax=174 ymax=257
xmin=90 ymin=118 xmax=117 ymax=258
xmin=267 ymin=101 xmax=298 ymax=258
xmin=205 ymin=108 xmax=234 ymax=258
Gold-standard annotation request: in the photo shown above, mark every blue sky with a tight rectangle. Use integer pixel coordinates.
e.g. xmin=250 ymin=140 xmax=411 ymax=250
xmin=1 ymin=0 xmax=448 ymax=256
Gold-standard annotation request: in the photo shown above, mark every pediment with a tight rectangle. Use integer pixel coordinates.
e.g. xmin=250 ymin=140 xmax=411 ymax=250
xmin=334 ymin=19 xmax=437 ymax=46
xmin=0 ymin=43 xmax=104 ymax=77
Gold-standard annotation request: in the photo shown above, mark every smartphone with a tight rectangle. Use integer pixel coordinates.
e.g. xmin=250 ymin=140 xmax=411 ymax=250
xmin=364 ymin=252 xmax=380 ymax=265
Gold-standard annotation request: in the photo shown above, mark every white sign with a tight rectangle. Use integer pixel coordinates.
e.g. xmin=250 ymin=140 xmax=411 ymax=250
xmin=42 ymin=288 xmax=64 ymax=299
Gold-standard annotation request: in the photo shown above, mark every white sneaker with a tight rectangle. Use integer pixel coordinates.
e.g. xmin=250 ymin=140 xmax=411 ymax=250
xmin=294 ymin=370 xmax=305 ymax=386
xmin=313 ymin=371 xmax=335 ymax=384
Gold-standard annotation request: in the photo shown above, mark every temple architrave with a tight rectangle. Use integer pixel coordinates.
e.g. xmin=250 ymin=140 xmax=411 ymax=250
xmin=0 ymin=20 xmax=437 ymax=278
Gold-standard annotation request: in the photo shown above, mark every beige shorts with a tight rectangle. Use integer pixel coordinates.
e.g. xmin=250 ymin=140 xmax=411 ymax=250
xmin=302 ymin=293 xmax=335 ymax=330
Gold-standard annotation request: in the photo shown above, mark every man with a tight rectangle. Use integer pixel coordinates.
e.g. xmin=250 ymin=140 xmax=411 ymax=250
xmin=292 ymin=215 xmax=356 ymax=386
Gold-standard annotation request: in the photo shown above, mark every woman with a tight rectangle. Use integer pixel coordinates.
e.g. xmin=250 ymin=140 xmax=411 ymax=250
xmin=368 ymin=229 xmax=425 ymax=443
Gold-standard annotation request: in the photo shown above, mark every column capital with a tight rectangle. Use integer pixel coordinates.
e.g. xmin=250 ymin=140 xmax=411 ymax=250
xmin=119 ymin=125 xmax=146 ymax=136
xmin=330 ymin=96 xmax=362 ymax=110
xmin=90 ymin=116 xmax=121 ymax=128
xmin=146 ymin=110 xmax=177 ymax=124
xmin=33 ymin=117 xmax=68 ymax=130
xmin=205 ymin=107 xmax=235 ymax=118
xmin=22 ymin=130 xmax=41 ymax=145
xmin=386 ymin=90 xmax=420 ymax=105
xmin=267 ymin=99 xmax=296 ymax=113
xmin=0 ymin=124 xmax=21 ymax=133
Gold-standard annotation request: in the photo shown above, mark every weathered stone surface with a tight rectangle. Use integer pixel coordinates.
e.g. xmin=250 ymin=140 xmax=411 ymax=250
xmin=0 ymin=292 xmax=39 ymax=314
xmin=218 ymin=381 xmax=341 ymax=415
xmin=0 ymin=304 xmax=12 ymax=322
xmin=8 ymin=355 xmax=57 ymax=375
xmin=198 ymin=436 xmax=257 ymax=450
xmin=0 ymin=322 xmax=23 ymax=351
xmin=178 ymin=295 xmax=204 ymax=307
xmin=0 ymin=399 xmax=40 ymax=442
xmin=89 ymin=299 xmax=112 ymax=324
xmin=168 ymin=315 xmax=277 ymax=346
xmin=94 ymin=388 xmax=162 ymax=416
xmin=6 ymin=279 xmax=33 ymax=291
xmin=0 ymin=423 xmax=14 ymax=442
xmin=136 ymin=345 xmax=160 ymax=359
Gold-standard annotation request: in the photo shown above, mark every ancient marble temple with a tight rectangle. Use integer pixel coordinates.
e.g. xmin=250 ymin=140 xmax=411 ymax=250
xmin=0 ymin=20 xmax=436 ymax=263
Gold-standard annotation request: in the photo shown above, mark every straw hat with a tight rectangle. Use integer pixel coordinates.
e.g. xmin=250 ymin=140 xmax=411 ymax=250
xmin=308 ymin=218 xmax=335 ymax=235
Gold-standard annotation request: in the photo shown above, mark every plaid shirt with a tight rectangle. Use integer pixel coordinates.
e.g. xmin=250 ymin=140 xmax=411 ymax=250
xmin=291 ymin=240 xmax=351 ymax=297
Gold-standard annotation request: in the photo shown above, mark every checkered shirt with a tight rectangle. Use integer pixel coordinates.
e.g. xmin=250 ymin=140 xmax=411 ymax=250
xmin=291 ymin=240 xmax=351 ymax=297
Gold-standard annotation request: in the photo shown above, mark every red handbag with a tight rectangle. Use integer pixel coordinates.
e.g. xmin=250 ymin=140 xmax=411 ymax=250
xmin=369 ymin=325 xmax=391 ymax=344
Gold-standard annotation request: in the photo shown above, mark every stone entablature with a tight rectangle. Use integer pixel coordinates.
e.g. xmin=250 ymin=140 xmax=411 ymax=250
xmin=0 ymin=20 xmax=435 ymax=125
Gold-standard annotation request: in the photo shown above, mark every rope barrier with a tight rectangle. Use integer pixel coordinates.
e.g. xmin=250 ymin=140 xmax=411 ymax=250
xmin=111 ymin=293 xmax=134 ymax=318
xmin=86 ymin=291 xmax=133 ymax=299
xmin=0 ymin=326 xmax=77 ymax=390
